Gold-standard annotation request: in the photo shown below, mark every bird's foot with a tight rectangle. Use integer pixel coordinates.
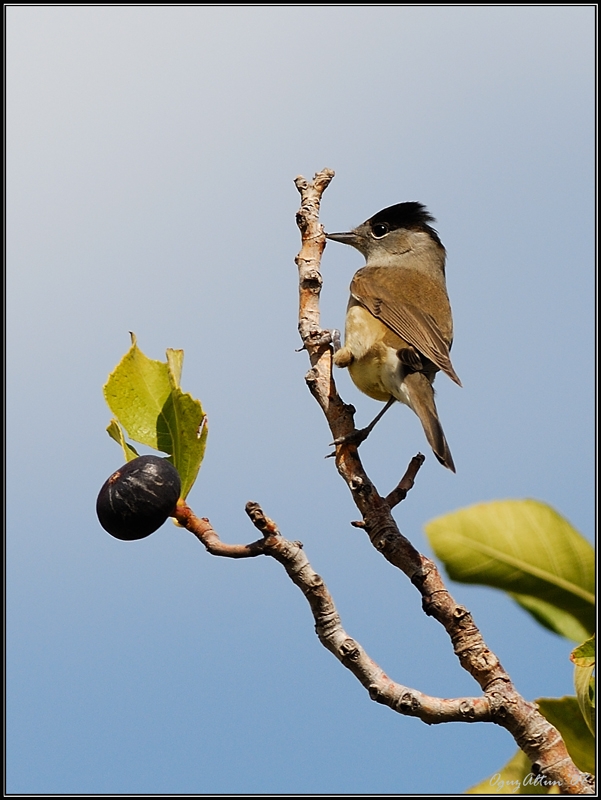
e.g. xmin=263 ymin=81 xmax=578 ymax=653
xmin=327 ymin=397 xmax=398 ymax=457
xmin=298 ymin=328 xmax=341 ymax=352
xmin=329 ymin=426 xmax=372 ymax=450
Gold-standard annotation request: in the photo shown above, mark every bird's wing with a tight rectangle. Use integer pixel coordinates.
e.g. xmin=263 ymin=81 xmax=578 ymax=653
xmin=350 ymin=267 xmax=462 ymax=386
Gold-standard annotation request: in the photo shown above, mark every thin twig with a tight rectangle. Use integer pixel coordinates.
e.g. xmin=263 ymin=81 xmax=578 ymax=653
xmin=175 ymin=499 xmax=265 ymax=558
xmin=385 ymin=453 xmax=426 ymax=509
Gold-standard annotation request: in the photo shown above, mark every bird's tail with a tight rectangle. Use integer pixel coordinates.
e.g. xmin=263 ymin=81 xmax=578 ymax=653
xmin=403 ymin=372 xmax=455 ymax=472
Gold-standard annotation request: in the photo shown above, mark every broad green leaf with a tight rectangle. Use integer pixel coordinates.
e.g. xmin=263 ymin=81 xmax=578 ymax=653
xmin=537 ymin=696 xmax=595 ymax=774
xmin=103 ymin=335 xmax=207 ymax=498
xmin=106 ymin=419 xmax=139 ymax=462
xmin=104 ymin=334 xmax=174 ymax=451
xmin=425 ymin=500 xmax=594 ymax=641
xmin=571 ymin=636 xmax=595 ymax=736
xmin=467 ymin=749 xmax=550 ymax=794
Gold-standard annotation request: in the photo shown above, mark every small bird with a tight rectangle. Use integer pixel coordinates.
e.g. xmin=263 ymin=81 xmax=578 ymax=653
xmin=326 ymin=202 xmax=461 ymax=471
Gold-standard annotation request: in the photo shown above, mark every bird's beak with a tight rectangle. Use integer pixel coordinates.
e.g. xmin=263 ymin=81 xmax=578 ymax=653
xmin=325 ymin=231 xmax=360 ymax=247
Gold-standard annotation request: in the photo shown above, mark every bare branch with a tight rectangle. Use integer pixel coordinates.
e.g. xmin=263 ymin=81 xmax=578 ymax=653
xmin=294 ymin=168 xmax=357 ymax=445
xmin=176 ymin=500 xmax=493 ymax=727
xmin=292 ymin=171 xmax=594 ymax=794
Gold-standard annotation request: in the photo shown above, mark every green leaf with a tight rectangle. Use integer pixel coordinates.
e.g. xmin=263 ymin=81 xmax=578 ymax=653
xmin=571 ymin=636 xmax=595 ymax=736
xmin=104 ymin=333 xmax=173 ymax=451
xmin=424 ymin=500 xmax=594 ymax=641
xmin=537 ymin=696 xmax=595 ymax=774
xmin=103 ymin=335 xmax=207 ymax=499
xmin=106 ymin=419 xmax=140 ymax=462
xmin=467 ymin=749 xmax=550 ymax=794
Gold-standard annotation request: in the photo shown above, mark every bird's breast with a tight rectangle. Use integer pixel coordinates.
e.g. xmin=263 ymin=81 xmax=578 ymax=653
xmin=344 ymin=302 xmax=408 ymax=403
xmin=344 ymin=302 xmax=386 ymax=360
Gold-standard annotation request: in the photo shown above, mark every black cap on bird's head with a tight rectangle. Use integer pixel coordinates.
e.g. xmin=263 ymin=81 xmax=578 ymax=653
xmin=326 ymin=201 xmax=443 ymax=250
xmin=369 ymin=201 xmax=437 ymax=234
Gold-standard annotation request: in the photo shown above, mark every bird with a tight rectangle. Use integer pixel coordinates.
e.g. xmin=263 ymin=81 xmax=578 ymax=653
xmin=325 ymin=201 xmax=461 ymax=472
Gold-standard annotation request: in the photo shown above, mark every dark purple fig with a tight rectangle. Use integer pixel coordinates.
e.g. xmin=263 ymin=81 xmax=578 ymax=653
xmin=96 ymin=455 xmax=181 ymax=541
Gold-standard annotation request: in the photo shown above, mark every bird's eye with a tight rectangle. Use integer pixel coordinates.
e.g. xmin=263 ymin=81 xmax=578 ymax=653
xmin=371 ymin=223 xmax=389 ymax=238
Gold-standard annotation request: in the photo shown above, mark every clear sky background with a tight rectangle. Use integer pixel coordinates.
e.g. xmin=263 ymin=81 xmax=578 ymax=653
xmin=7 ymin=6 xmax=594 ymax=795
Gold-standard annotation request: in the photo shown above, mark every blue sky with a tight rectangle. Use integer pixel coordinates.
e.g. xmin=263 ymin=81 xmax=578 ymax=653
xmin=7 ymin=6 xmax=594 ymax=794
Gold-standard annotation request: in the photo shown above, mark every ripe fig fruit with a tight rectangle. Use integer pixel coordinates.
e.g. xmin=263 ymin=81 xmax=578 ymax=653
xmin=96 ymin=455 xmax=181 ymax=540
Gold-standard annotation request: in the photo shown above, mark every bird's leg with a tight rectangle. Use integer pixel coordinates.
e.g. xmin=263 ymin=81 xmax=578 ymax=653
xmin=331 ymin=396 xmax=397 ymax=448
